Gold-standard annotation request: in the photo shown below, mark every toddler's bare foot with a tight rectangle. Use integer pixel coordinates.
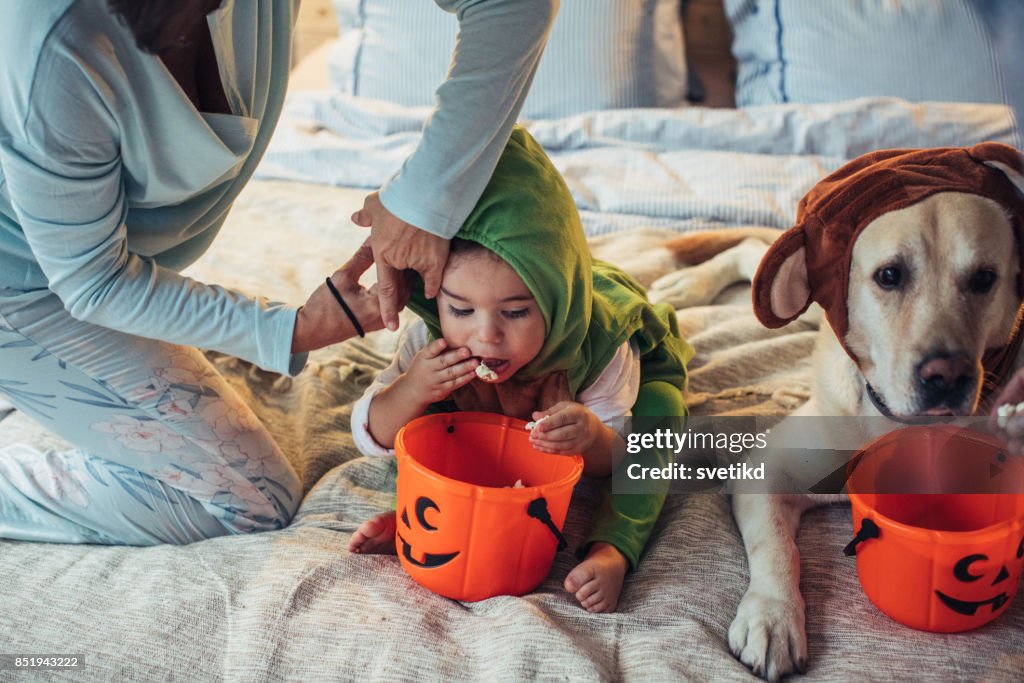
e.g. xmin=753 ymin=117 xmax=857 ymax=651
xmin=563 ymin=542 xmax=629 ymax=613
xmin=348 ymin=511 xmax=397 ymax=554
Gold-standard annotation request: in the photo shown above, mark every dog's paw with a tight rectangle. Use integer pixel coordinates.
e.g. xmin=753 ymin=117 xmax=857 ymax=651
xmin=728 ymin=587 xmax=808 ymax=682
xmin=588 ymin=229 xmax=680 ymax=287
xmin=649 ymin=264 xmax=728 ymax=308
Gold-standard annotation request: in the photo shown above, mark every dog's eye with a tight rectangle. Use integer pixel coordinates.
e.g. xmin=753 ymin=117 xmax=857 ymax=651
xmin=874 ymin=266 xmax=902 ymax=290
xmin=969 ymin=269 xmax=997 ymax=294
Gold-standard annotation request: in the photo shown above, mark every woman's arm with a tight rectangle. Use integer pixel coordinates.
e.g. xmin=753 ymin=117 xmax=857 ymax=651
xmin=377 ymin=0 xmax=559 ymax=238
xmin=361 ymin=0 xmax=558 ymax=328
xmin=3 ymin=125 xmax=304 ymax=375
xmin=1 ymin=42 xmax=366 ymax=376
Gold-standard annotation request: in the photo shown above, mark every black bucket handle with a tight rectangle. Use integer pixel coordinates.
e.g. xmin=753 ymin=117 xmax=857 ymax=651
xmin=843 ymin=518 xmax=880 ymax=556
xmin=527 ymin=497 xmax=568 ymax=552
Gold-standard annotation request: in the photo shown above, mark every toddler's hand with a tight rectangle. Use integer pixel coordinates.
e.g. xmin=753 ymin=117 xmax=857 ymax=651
xmin=528 ymin=401 xmax=600 ymax=455
xmin=401 ymin=338 xmax=478 ymax=405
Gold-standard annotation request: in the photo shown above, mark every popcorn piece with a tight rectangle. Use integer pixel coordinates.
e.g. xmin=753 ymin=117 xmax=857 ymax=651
xmin=525 ymin=415 xmax=551 ymax=431
xmin=997 ymin=404 xmax=1014 ymax=429
xmin=996 ymin=401 xmax=1024 ymax=429
xmin=475 ymin=361 xmax=499 ymax=382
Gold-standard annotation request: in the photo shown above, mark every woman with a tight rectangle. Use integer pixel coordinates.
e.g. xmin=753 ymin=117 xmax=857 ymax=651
xmin=0 ymin=0 xmax=555 ymax=545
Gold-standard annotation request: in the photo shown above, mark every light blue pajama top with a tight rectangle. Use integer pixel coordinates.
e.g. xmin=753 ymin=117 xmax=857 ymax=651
xmin=0 ymin=0 xmax=555 ymax=376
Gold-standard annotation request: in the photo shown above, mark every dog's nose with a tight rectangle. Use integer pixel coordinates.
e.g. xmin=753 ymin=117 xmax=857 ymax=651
xmin=916 ymin=352 xmax=974 ymax=406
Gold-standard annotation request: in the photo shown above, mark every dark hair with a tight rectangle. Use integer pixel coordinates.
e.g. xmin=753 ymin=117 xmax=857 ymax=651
xmin=108 ymin=0 xmax=222 ymax=54
xmin=448 ymin=238 xmax=502 ymax=263
xmin=108 ymin=0 xmax=181 ymax=53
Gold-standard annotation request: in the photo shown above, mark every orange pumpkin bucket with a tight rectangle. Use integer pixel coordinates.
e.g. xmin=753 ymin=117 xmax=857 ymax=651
xmin=394 ymin=412 xmax=584 ymax=602
xmin=845 ymin=425 xmax=1024 ymax=632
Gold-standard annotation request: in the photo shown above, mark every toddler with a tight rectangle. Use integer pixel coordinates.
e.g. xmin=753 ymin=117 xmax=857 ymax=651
xmin=347 ymin=128 xmax=692 ymax=612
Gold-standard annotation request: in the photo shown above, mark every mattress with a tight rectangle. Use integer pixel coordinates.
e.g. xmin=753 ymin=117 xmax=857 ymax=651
xmin=0 ymin=71 xmax=1021 ymax=683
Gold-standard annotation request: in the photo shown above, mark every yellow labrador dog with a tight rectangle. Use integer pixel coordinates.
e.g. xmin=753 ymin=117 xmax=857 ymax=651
xmin=625 ymin=144 xmax=1024 ymax=681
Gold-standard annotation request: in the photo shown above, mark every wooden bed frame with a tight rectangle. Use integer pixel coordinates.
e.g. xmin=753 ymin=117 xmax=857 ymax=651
xmin=684 ymin=0 xmax=737 ymax=108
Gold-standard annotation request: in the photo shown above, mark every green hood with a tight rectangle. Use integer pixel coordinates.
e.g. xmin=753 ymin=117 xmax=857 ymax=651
xmin=408 ymin=127 xmax=693 ymax=396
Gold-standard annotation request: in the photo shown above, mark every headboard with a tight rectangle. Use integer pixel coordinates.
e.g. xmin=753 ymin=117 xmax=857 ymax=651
xmin=683 ymin=0 xmax=737 ymax=108
xmin=292 ymin=0 xmax=738 ymax=108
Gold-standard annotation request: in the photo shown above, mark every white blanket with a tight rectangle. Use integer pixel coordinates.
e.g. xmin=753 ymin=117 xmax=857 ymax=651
xmin=256 ymin=95 xmax=1018 ymax=235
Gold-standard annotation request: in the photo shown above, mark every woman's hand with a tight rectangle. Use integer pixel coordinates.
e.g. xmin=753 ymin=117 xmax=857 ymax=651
xmin=528 ymin=401 xmax=601 ymax=455
xmin=395 ymin=338 xmax=478 ymax=407
xmin=291 ymin=241 xmax=394 ymax=354
xmin=352 ymin=192 xmax=450 ymax=332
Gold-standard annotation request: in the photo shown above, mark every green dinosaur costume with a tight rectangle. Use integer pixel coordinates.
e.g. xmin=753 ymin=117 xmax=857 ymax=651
xmin=408 ymin=127 xmax=693 ymax=568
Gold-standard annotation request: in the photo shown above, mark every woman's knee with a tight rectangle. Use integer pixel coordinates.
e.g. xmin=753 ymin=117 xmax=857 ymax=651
xmin=213 ymin=478 xmax=302 ymax=536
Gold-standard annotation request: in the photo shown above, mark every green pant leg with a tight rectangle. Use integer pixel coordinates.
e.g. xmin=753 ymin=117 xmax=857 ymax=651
xmin=579 ymin=380 xmax=687 ymax=568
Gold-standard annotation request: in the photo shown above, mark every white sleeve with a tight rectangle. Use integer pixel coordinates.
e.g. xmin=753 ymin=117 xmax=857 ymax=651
xmin=576 ymin=340 xmax=641 ymax=427
xmin=350 ymin=320 xmax=432 ymax=457
xmin=377 ymin=0 xmax=558 ymax=238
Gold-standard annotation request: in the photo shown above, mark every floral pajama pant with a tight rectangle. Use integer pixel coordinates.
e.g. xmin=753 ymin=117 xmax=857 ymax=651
xmin=0 ymin=293 xmax=301 ymax=545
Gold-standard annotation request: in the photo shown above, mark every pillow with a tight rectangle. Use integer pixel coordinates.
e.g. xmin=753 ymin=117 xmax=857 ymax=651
xmin=724 ymin=0 xmax=1007 ymax=107
xmin=330 ymin=0 xmax=687 ymax=119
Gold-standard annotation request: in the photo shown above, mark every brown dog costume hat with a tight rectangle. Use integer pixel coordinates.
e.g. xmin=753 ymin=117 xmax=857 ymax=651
xmin=752 ymin=142 xmax=1024 ymax=383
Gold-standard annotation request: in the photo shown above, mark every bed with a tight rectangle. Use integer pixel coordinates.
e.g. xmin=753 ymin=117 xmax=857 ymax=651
xmin=1 ymin=1 xmax=1022 ymax=680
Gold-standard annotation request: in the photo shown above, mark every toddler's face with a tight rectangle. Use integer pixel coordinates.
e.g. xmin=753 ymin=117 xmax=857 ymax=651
xmin=437 ymin=253 xmax=545 ymax=383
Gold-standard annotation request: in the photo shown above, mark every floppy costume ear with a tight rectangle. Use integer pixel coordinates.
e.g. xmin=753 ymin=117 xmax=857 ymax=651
xmin=971 ymin=141 xmax=1024 ymax=197
xmin=751 ymin=225 xmax=811 ymax=328
xmin=968 ymin=142 xmax=1024 ymax=299
xmin=749 ymin=147 xmax=914 ymax=333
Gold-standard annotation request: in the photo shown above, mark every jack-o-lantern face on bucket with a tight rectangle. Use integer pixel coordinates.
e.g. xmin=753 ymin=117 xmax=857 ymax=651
xmin=396 ymin=496 xmax=460 ymax=569
xmin=934 ymin=534 xmax=1024 ymax=617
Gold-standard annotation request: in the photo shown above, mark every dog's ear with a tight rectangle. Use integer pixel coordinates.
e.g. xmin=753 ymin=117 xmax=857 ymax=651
xmin=751 ymin=226 xmax=811 ymax=327
xmin=969 ymin=142 xmax=1024 ymax=195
